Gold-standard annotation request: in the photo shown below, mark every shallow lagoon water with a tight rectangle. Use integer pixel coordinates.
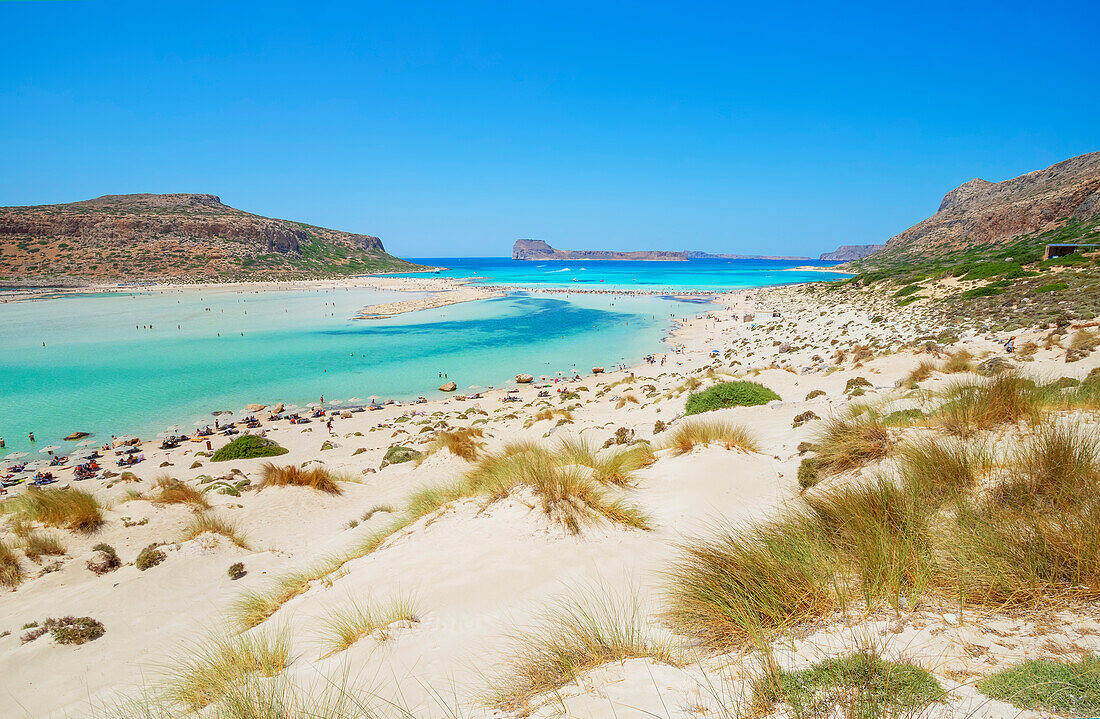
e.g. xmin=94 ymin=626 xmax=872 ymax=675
xmin=0 ymin=286 xmax=700 ymax=455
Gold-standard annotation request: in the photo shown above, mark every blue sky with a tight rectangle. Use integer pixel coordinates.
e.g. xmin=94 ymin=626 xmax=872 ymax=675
xmin=1 ymin=1 xmax=1097 ymax=258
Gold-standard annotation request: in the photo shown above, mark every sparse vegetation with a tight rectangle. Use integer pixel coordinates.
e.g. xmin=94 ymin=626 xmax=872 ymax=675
xmin=420 ymin=427 xmax=486 ymax=462
xmin=136 ymin=544 xmax=166 ymax=570
xmin=228 ymin=562 xmax=246 ymax=580
xmin=978 ymin=654 xmax=1100 ymax=717
xmin=151 ymin=476 xmax=211 ymax=509
xmin=164 ymin=631 xmax=291 ymax=710
xmin=181 ymin=513 xmax=250 ymax=549
xmin=315 ymin=595 xmax=419 ymax=657
xmin=0 ymin=539 xmax=25 ymax=588
xmin=666 ymin=419 xmax=759 ymax=455
xmin=87 ymin=544 xmax=121 ymax=575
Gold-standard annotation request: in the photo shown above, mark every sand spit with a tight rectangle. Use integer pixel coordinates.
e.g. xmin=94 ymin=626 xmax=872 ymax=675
xmin=2 ymin=278 xmax=1099 ymax=718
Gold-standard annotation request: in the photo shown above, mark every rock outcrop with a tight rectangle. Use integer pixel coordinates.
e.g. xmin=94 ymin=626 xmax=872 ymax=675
xmin=512 ymin=239 xmax=689 ymax=261
xmin=868 ymin=151 xmax=1100 ymax=263
xmin=0 ymin=193 xmax=423 ymax=281
xmin=819 ymin=244 xmax=885 ymax=261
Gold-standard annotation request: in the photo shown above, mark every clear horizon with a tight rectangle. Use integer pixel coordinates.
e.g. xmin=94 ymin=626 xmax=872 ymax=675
xmin=2 ymin=0 xmax=1097 ymax=258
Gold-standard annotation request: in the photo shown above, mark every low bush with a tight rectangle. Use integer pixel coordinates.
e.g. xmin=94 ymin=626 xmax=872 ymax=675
xmin=797 ymin=458 xmax=819 ymax=490
xmin=210 ymin=435 xmax=288 ymax=462
xmin=87 ymin=544 xmax=121 ymax=575
xmin=380 ymin=445 xmax=421 ymax=467
xmin=805 ymin=389 xmax=826 ymax=400
xmin=684 ymin=381 xmax=779 ymax=415
xmin=978 ymin=655 xmax=1100 ymax=717
xmin=792 ymin=411 xmax=819 ymax=428
xmin=136 ymin=544 xmax=166 ymax=570
xmin=38 ymin=616 xmax=105 ymax=645
xmin=227 ymin=562 xmax=246 ymax=580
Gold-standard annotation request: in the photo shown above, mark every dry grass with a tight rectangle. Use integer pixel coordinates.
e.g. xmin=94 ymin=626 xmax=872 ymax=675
xmin=3 ymin=487 xmax=104 ymax=533
xmin=162 ymin=630 xmax=291 ymax=710
xmin=0 ymin=539 xmax=24 ymax=588
xmin=524 ymin=408 xmax=573 ymax=428
xmin=420 ymin=426 xmax=486 ymax=463
xmin=151 ymin=476 xmax=211 ymax=509
xmin=258 ymin=463 xmax=342 ymax=494
xmin=905 ymin=359 xmax=936 ymax=386
xmin=181 ymin=513 xmax=250 ymax=549
xmin=942 ymin=349 xmax=975 ymax=373
xmin=812 ymin=412 xmax=892 ymax=475
xmin=666 ymin=419 xmax=759 ymax=456
xmin=493 ymin=589 xmax=678 ymax=714
xmin=21 ymin=530 xmax=67 ymax=563
xmin=315 ymin=595 xmax=419 ymax=657
xmin=898 ymin=435 xmax=990 ymax=500
xmin=936 ymin=372 xmax=1044 ymax=436
xmin=614 ymin=394 xmax=641 ymax=409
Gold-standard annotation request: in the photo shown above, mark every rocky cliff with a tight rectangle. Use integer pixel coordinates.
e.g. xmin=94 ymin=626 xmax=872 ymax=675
xmin=512 ymin=239 xmax=690 ymax=261
xmin=0 ymin=193 xmax=423 ymax=281
xmin=867 ymin=151 xmax=1100 ymax=263
xmin=819 ymin=244 xmax=885 ymax=261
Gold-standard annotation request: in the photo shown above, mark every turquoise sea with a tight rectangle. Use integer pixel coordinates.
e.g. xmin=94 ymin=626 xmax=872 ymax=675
xmin=0 ymin=258 xmax=847 ymax=457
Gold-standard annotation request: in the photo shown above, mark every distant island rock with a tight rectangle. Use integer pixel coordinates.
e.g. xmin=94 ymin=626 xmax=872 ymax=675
xmin=819 ymin=244 xmax=885 ymax=261
xmin=511 ymin=239 xmax=810 ymax=262
xmin=0 ymin=193 xmax=425 ymax=281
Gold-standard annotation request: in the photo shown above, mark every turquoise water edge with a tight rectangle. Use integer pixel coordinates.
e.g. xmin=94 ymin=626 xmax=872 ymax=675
xmin=0 ymin=258 xmax=847 ymax=456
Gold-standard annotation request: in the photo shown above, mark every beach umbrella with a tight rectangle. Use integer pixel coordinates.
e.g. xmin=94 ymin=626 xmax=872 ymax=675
xmin=193 ymin=420 xmax=209 ymax=427
xmin=329 ymin=399 xmax=343 ymax=405
xmin=156 ymin=432 xmax=172 ymax=439
xmin=117 ymin=435 xmax=139 ymax=443
xmin=77 ymin=439 xmax=97 ymax=447
xmin=307 ymin=402 xmax=321 ymax=408
xmin=212 ymin=410 xmax=233 ymax=416
xmin=71 ymin=449 xmax=93 ymax=459
xmin=4 ymin=451 xmax=27 ymax=461
xmin=39 ymin=445 xmax=61 ymax=454
xmin=349 ymin=397 xmax=362 ymax=402
xmin=165 ymin=425 xmax=182 ymax=433
xmin=283 ymin=405 xmax=299 ymax=412
xmin=24 ymin=459 xmax=50 ymax=470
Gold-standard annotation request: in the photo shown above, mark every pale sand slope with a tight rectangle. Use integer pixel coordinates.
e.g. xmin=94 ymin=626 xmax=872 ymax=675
xmin=1 ymin=282 xmax=1097 ymax=718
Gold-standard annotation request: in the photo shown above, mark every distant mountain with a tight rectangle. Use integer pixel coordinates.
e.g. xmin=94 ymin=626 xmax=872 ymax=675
xmin=0 ymin=193 xmax=424 ymax=281
xmin=862 ymin=151 xmax=1100 ymax=265
xmin=819 ymin=244 xmax=884 ymax=261
xmin=511 ymin=239 xmax=809 ymax=262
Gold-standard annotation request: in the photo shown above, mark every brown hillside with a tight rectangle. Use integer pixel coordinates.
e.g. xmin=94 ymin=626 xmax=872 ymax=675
xmin=0 ymin=193 xmax=423 ymax=281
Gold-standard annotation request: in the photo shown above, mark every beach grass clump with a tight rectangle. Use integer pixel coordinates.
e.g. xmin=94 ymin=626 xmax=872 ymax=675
xmin=898 ymin=435 xmax=990 ymax=500
xmin=181 ymin=513 xmax=250 ymax=549
xmin=163 ymin=630 xmax=291 ymax=710
xmin=667 ymin=513 xmax=836 ymax=648
xmin=315 ymin=595 xmax=419 ymax=657
xmin=588 ymin=442 xmax=657 ymax=485
xmin=935 ymin=372 xmax=1044 ymax=436
xmin=419 ymin=426 xmax=486 ymax=463
xmin=151 ymin=476 xmax=211 ymax=509
xmin=685 ymin=380 xmax=779 ymax=415
xmin=493 ymin=589 xmax=677 ymax=715
xmin=755 ymin=647 xmax=945 ymax=719
xmin=977 ymin=655 xmax=1100 ymax=717
xmin=21 ymin=530 xmax=67 ymax=563
xmin=941 ymin=349 xmax=975 ymax=373
xmin=812 ymin=411 xmax=892 ymax=475
xmin=524 ymin=408 xmax=572 ymax=428
xmin=666 ymin=419 xmax=759 ymax=456
xmin=614 ymin=394 xmax=641 ymax=409
xmin=3 ymin=487 xmax=104 ymax=533
xmin=0 ymin=539 xmax=25 ymax=588
xmin=904 ymin=359 xmax=936 ymax=386
xmin=210 ymin=435 xmax=288 ymax=462
xmin=258 ymin=463 xmax=342 ymax=494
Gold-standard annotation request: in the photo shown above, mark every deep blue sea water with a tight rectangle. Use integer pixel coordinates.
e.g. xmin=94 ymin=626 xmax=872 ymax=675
xmin=0 ymin=257 xmax=847 ymax=457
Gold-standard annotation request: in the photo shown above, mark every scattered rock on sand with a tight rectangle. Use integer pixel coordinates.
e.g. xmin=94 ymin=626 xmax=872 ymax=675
xmin=515 ymin=373 xmax=533 ymax=383
xmin=64 ymin=431 xmax=90 ymax=441
xmin=439 ymin=381 xmax=457 ymax=391
xmin=246 ymin=403 xmax=266 ymax=411
xmin=592 ymin=367 xmax=604 ymax=374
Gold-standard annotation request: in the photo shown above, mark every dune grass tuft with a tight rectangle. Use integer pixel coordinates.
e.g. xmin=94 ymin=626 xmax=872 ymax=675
xmin=614 ymin=394 xmax=641 ymax=409
xmin=258 ymin=463 xmax=342 ymax=494
xmin=151 ymin=476 xmax=211 ymax=509
xmin=812 ymin=411 xmax=892 ymax=475
xmin=666 ymin=419 xmax=759 ymax=456
xmin=315 ymin=595 xmax=419 ymax=657
xmin=163 ymin=630 xmax=291 ymax=710
xmin=941 ymin=349 xmax=975 ymax=373
xmin=904 ymin=359 xmax=936 ymax=386
xmin=0 ymin=539 xmax=25 ymax=588
xmin=935 ymin=372 xmax=1044 ymax=436
xmin=3 ymin=486 xmax=104 ymax=533
xmin=181 ymin=513 xmax=250 ymax=549
xmin=418 ymin=426 xmax=486 ymax=463
xmin=493 ymin=589 xmax=678 ymax=715
xmin=898 ymin=435 xmax=990 ymax=500
xmin=21 ymin=530 xmax=67 ymax=563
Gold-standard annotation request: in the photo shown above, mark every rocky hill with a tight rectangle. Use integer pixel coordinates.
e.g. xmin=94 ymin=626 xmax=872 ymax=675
xmin=864 ymin=151 xmax=1100 ymax=264
xmin=0 ymin=193 xmax=424 ymax=281
xmin=819 ymin=244 xmax=884 ymax=261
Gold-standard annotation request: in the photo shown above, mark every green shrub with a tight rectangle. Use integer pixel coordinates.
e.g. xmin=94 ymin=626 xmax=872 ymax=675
xmin=228 ymin=562 xmax=246 ymax=580
xmin=960 ymin=286 xmax=1005 ymax=298
xmin=684 ymin=381 xmax=779 ymax=415
xmin=380 ymin=446 xmax=422 ymax=467
xmin=797 ymin=458 xmax=820 ymax=490
xmin=1036 ymin=282 xmax=1069 ymax=294
xmin=978 ymin=655 xmax=1100 ymax=716
xmin=210 ymin=436 xmax=288 ymax=462
xmin=136 ymin=544 xmax=166 ymax=571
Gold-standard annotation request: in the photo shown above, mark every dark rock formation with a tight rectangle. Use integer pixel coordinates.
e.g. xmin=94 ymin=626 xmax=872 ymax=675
xmin=819 ymin=244 xmax=885 ymax=261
